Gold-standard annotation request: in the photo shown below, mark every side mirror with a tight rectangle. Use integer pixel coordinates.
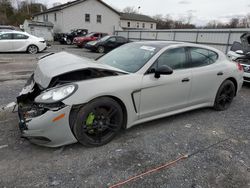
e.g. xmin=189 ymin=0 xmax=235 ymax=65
xmin=154 ymin=65 xmax=173 ymax=79
xmin=235 ymin=50 xmax=244 ymax=55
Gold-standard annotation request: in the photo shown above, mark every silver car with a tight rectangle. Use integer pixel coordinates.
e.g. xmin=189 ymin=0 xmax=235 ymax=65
xmin=17 ymin=41 xmax=243 ymax=147
xmin=0 ymin=31 xmax=47 ymax=54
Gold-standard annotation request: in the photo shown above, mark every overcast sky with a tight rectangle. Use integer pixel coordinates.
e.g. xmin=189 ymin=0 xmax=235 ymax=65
xmin=40 ymin=0 xmax=250 ymax=26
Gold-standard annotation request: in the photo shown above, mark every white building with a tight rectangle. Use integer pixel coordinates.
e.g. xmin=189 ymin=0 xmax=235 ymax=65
xmin=33 ymin=0 xmax=157 ymax=34
xmin=23 ymin=20 xmax=54 ymax=41
xmin=120 ymin=13 xmax=157 ymax=30
xmin=33 ymin=0 xmax=121 ymax=34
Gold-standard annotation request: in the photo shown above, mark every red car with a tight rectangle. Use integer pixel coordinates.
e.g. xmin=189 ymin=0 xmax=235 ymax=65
xmin=73 ymin=32 xmax=108 ymax=48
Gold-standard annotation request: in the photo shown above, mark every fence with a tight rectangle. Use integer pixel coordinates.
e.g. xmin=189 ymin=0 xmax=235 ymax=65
xmin=115 ymin=28 xmax=250 ymax=53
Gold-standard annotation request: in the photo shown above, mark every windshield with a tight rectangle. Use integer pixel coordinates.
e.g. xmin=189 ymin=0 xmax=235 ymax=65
xmin=99 ymin=35 xmax=110 ymax=42
xmin=98 ymin=43 xmax=160 ymax=73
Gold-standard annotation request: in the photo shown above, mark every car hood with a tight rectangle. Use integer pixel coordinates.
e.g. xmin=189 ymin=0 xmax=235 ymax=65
xmin=34 ymin=52 xmax=127 ymax=89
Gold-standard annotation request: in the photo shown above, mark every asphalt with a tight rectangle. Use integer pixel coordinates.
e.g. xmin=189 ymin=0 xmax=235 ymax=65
xmin=0 ymin=44 xmax=249 ymax=188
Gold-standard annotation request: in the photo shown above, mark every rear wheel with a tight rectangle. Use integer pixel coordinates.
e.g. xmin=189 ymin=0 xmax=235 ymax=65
xmin=66 ymin=38 xmax=72 ymax=45
xmin=97 ymin=46 xmax=105 ymax=53
xmin=27 ymin=45 xmax=38 ymax=54
xmin=73 ymin=97 xmax=123 ymax=147
xmin=214 ymin=80 xmax=235 ymax=111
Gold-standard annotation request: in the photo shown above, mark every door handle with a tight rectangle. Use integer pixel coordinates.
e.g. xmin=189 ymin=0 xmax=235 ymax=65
xmin=182 ymin=78 xmax=190 ymax=82
xmin=217 ymin=72 xmax=223 ymax=76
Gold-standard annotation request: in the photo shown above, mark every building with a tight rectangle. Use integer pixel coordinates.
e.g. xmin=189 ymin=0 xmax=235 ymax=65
xmin=23 ymin=20 xmax=54 ymax=41
xmin=33 ymin=0 xmax=157 ymax=34
xmin=120 ymin=13 xmax=157 ymax=30
xmin=33 ymin=0 xmax=121 ymax=34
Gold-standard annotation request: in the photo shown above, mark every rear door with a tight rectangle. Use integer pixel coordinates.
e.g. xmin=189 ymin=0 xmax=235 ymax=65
xmin=0 ymin=33 xmax=13 ymax=52
xmin=105 ymin=37 xmax=117 ymax=50
xmin=187 ymin=47 xmax=224 ymax=106
xmin=12 ymin=33 xmax=30 ymax=51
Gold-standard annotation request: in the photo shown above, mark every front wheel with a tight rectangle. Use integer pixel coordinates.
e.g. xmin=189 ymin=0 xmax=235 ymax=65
xmin=97 ymin=46 xmax=105 ymax=53
xmin=73 ymin=97 xmax=124 ymax=147
xmin=214 ymin=80 xmax=235 ymax=111
xmin=66 ymin=38 xmax=72 ymax=45
xmin=27 ymin=45 xmax=38 ymax=54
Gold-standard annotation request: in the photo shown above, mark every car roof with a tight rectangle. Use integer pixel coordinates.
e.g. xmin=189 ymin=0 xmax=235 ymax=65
xmin=131 ymin=41 xmax=184 ymax=48
xmin=0 ymin=31 xmax=29 ymax=35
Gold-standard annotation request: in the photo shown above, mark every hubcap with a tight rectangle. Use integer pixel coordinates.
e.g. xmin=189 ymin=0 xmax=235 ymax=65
xmin=29 ymin=46 xmax=37 ymax=54
xmin=82 ymin=106 xmax=119 ymax=143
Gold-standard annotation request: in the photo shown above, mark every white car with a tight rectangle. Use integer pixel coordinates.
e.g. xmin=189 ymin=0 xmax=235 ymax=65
xmin=17 ymin=41 xmax=243 ymax=147
xmin=0 ymin=31 xmax=47 ymax=54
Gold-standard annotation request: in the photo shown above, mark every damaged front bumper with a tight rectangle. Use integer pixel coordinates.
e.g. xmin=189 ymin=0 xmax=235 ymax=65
xmin=17 ymin=76 xmax=78 ymax=147
xmin=18 ymin=105 xmax=78 ymax=147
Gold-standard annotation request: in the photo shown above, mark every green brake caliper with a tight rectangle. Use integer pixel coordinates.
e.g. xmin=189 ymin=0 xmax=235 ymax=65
xmin=86 ymin=112 xmax=96 ymax=133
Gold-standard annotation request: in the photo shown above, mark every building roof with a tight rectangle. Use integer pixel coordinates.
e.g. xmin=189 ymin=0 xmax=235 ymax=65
xmin=25 ymin=20 xmax=54 ymax=27
xmin=120 ymin=13 xmax=156 ymax=23
xmin=33 ymin=0 xmax=120 ymax=16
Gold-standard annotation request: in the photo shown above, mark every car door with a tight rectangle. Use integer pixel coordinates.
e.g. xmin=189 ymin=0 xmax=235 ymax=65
xmin=12 ymin=33 xmax=29 ymax=51
xmin=139 ymin=47 xmax=192 ymax=119
xmin=0 ymin=33 xmax=13 ymax=52
xmin=116 ymin=37 xmax=127 ymax=47
xmin=105 ymin=37 xmax=117 ymax=50
xmin=187 ymin=47 xmax=224 ymax=106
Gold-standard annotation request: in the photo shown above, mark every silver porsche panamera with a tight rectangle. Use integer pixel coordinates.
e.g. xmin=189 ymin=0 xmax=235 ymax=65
xmin=17 ymin=41 xmax=243 ymax=147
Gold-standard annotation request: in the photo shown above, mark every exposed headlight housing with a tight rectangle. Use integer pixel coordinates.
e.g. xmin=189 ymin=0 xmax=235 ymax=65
xmin=35 ymin=84 xmax=77 ymax=104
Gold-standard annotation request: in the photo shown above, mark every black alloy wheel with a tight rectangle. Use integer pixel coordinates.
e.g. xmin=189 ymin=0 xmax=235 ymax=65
xmin=73 ymin=97 xmax=124 ymax=147
xmin=214 ymin=80 xmax=235 ymax=111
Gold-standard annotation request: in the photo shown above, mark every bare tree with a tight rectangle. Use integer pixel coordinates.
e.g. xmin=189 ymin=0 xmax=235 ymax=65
xmin=123 ymin=6 xmax=138 ymax=14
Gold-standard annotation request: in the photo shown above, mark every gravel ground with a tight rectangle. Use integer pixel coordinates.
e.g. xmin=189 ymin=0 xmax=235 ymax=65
xmin=0 ymin=44 xmax=249 ymax=188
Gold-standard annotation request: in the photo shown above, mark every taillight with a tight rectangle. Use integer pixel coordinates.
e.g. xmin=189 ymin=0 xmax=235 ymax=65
xmin=237 ymin=63 xmax=243 ymax=71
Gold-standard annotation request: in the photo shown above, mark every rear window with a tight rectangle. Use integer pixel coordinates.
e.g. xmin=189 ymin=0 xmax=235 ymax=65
xmin=13 ymin=33 xmax=29 ymax=39
xmin=189 ymin=47 xmax=218 ymax=68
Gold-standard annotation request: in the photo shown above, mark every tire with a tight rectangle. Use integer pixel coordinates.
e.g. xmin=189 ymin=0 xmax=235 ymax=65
xmin=214 ymin=80 xmax=235 ymax=111
xmin=97 ymin=46 xmax=105 ymax=53
xmin=73 ymin=97 xmax=124 ymax=147
xmin=27 ymin=45 xmax=38 ymax=54
xmin=66 ymin=38 xmax=72 ymax=45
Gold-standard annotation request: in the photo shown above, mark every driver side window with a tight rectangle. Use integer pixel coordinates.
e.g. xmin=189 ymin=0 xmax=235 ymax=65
xmin=156 ymin=47 xmax=186 ymax=70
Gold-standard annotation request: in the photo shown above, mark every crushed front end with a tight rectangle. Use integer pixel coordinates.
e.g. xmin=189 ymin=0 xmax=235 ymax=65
xmin=17 ymin=75 xmax=78 ymax=147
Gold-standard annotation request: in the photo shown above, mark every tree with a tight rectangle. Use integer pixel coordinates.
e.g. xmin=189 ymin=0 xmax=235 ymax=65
xmin=123 ymin=6 xmax=138 ymax=14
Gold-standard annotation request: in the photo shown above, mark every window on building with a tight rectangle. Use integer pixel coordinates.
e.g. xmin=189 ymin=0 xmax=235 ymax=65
xmin=137 ymin=22 xmax=139 ymax=28
xmin=97 ymin=15 xmax=102 ymax=23
xmin=43 ymin=15 xmax=45 ymax=21
xmin=127 ymin=22 xmax=130 ymax=27
xmin=85 ymin=14 xmax=90 ymax=22
xmin=45 ymin=14 xmax=48 ymax=21
xmin=151 ymin=24 xmax=153 ymax=29
xmin=54 ymin=13 xmax=57 ymax=22
xmin=142 ymin=23 xmax=145 ymax=28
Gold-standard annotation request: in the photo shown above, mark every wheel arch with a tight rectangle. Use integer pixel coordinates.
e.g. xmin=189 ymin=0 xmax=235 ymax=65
xmin=69 ymin=95 xmax=128 ymax=130
xmin=26 ymin=44 xmax=39 ymax=52
xmin=225 ymin=77 xmax=238 ymax=96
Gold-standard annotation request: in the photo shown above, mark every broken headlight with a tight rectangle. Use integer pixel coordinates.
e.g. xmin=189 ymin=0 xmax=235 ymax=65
xmin=35 ymin=84 xmax=77 ymax=104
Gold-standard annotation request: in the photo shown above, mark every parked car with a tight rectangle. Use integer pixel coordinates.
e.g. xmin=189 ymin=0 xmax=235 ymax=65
xmin=73 ymin=32 xmax=108 ymax=48
xmin=0 ymin=25 xmax=16 ymax=32
xmin=0 ymin=31 xmax=47 ymax=54
xmin=59 ymin=29 xmax=88 ymax=45
xmin=227 ymin=32 xmax=250 ymax=82
xmin=17 ymin=41 xmax=243 ymax=147
xmin=85 ymin=35 xmax=129 ymax=53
